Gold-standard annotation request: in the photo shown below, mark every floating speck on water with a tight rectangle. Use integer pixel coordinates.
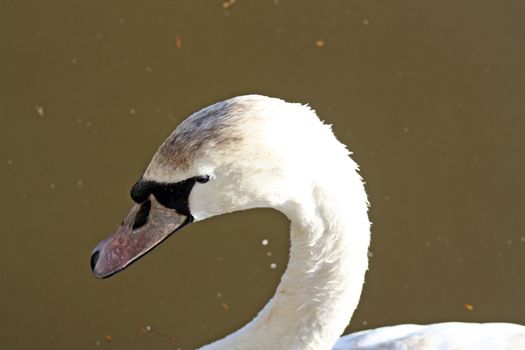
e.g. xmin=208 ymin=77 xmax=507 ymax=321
xmin=130 ymin=108 xmax=136 ymax=115
xmin=85 ymin=121 xmax=92 ymax=128
xmin=507 ymin=240 xmax=512 ymax=245
xmin=50 ymin=183 xmax=56 ymax=189
xmin=266 ymin=251 xmax=272 ymax=257
xmin=77 ymin=180 xmax=83 ymax=188
xmin=119 ymin=18 xmax=126 ymax=24
xmin=270 ymin=263 xmax=277 ymax=269
xmin=35 ymin=106 xmax=45 ymax=117
xmin=362 ymin=18 xmax=370 ymax=25
xmin=144 ymin=325 xmax=152 ymax=333
xmin=520 ymin=236 xmax=525 ymax=242
xmin=424 ymin=241 xmax=431 ymax=247
xmin=175 ymin=36 xmax=183 ymax=49
xmin=72 ymin=57 xmax=78 ymax=64
xmin=367 ymin=251 xmax=374 ymax=258
xmin=261 ymin=239 xmax=269 ymax=246
xmin=7 ymin=159 xmax=13 ymax=165
xmin=362 ymin=320 xmax=368 ymax=326
xmin=221 ymin=302 xmax=230 ymax=311
xmin=217 ymin=292 xmax=223 ymax=298
xmin=95 ymin=340 xmax=101 ymax=347
xmin=76 ymin=117 xmax=83 ymax=124
xmin=403 ymin=127 xmax=409 ymax=133
xmin=216 ymin=256 xmax=222 ymax=262
xmin=145 ymin=66 xmax=152 ymax=73
xmin=222 ymin=0 xmax=236 ymax=9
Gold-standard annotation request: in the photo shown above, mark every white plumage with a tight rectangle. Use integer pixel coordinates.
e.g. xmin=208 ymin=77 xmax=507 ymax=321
xmin=335 ymin=322 xmax=525 ymax=349
xmin=91 ymin=95 xmax=525 ymax=349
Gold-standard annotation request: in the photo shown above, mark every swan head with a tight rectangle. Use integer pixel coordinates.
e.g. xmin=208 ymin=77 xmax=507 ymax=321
xmin=91 ymin=95 xmax=349 ymax=278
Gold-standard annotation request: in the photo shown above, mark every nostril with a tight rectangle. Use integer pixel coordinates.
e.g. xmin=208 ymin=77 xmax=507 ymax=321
xmin=90 ymin=250 xmax=100 ymax=271
xmin=133 ymin=199 xmax=151 ymax=230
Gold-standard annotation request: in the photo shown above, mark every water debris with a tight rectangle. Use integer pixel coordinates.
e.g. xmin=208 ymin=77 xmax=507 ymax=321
xmin=222 ymin=0 xmax=236 ymax=9
xmin=77 ymin=180 xmax=84 ymax=188
xmin=266 ymin=251 xmax=272 ymax=257
xmin=72 ymin=57 xmax=78 ymax=64
xmin=270 ymin=262 xmax=277 ymax=269
xmin=50 ymin=183 xmax=56 ymax=189
xmin=77 ymin=117 xmax=96 ymax=131
xmin=175 ymin=35 xmax=183 ymax=49
xmin=7 ymin=159 xmax=13 ymax=165
xmin=221 ymin=302 xmax=230 ymax=311
xmin=261 ymin=239 xmax=269 ymax=246
xmin=362 ymin=18 xmax=370 ymax=25
xmin=217 ymin=292 xmax=223 ymax=298
xmin=35 ymin=105 xmax=45 ymax=117
xmin=145 ymin=66 xmax=153 ymax=73
xmin=104 ymin=334 xmax=112 ymax=342
xmin=315 ymin=39 xmax=325 ymax=48
xmin=141 ymin=325 xmax=152 ymax=333
xmin=464 ymin=303 xmax=474 ymax=311
xmin=141 ymin=327 xmax=177 ymax=343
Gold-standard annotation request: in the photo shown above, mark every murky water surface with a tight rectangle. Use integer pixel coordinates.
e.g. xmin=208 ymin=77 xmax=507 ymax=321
xmin=2 ymin=1 xmax=524 ymax=349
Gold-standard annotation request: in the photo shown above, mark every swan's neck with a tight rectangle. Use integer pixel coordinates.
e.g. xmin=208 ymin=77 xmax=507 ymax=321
xmin=200 ymin=165 xmax=370 ymax=350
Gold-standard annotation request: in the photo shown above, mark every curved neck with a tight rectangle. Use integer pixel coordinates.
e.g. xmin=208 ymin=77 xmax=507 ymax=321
xmin=199 ymin=165 xmax=370 ymax=350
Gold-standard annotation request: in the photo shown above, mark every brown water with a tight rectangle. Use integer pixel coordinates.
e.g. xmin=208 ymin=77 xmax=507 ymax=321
xmin=2 ymin=1 xmax=525 ymax=349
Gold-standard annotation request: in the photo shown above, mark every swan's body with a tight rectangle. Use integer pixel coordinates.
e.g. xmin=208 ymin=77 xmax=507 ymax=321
xmin=334 ymin=322 xmax=525 ymax=349
xmin=91 ymin=95 xmax=525 ymax=349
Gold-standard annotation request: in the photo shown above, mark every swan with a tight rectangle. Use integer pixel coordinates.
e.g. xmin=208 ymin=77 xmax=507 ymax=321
xmin=90 ymin=95 xmax=525 ymax=349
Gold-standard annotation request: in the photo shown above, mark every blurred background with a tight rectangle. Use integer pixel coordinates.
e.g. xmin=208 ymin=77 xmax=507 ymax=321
xmin=2 ymin=1 xmax=524 ymax=349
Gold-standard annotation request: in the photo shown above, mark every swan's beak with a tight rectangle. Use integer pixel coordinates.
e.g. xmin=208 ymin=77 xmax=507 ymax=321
xmin=90 ymin=197 xmax=191 ymax=278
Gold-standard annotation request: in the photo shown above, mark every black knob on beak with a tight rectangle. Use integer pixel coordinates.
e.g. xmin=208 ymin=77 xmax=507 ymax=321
xmin=90 ymin=250 xmax=100 ymax=271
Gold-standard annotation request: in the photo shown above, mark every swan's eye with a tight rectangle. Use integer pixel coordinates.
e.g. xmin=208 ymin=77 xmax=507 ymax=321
xmin=133 ymin=199 xmax=151 ymax=230
xmin=196 ymin=175 xmax=210 ymax=183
